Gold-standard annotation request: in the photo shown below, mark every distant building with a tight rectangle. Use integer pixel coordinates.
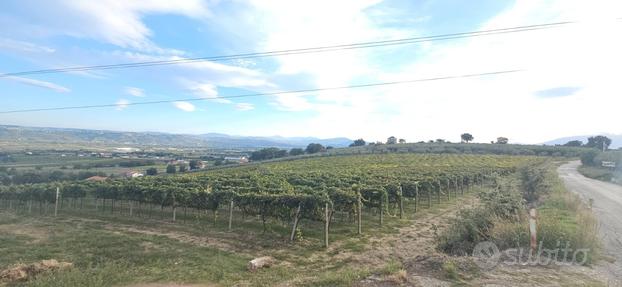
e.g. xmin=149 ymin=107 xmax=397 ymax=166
xmin=224 ymin=156 xmax=249 ymax=164
xmin=85 ymin=176 xmax=108 ymax=182
xmin=123 ymin=171 xmax=144 ymax=178
xmin=98 ymin=153 xmax=113 ymax=158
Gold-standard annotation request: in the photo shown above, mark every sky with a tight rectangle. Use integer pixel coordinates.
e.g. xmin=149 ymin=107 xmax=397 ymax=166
xmin=1 ymin=0 xmax=621 ymax=144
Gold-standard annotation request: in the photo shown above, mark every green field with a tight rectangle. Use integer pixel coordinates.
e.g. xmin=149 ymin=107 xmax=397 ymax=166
xmin=0 ymin=153 xmax=601 ymax=286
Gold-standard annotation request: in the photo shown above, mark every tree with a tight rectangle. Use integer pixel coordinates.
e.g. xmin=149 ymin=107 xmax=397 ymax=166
xmin=189 ymin=160 xmax=202 ymax=170
xmin=178 ymin=163 xmax=188 ymax=173
xmin=586 ymin=136 xmax=612 ymax=151
xmin=398 ymin=138 xmax=406 ymax=144
xmin=251 ymin=147 xmax=288 ymax=161
xmin=349 ymin=138 xmax=366 ymax=147
xmin=461 ymin=133 xmax=474 ymax=143
xmin=166 ymin=164 xmax=177 ymax=174
xmin=580 ymin=149 xmax=599 ymax=166
xmin=563 ymin=140 xmax=583 ymax=147
xmin=305 ymin=143 xmax=325 ymax=154
xmin=386 ymin=136 xmax=397 ymax=145
xmin=496 ymin=137 xmax=509 ymax=144
xmin=289 ymin=148 xmax=304 ymax=156
xmin=146 ymin=167 xmax=158 ymax=176
xmin=435 ymin=139 xmax=446 ymax=143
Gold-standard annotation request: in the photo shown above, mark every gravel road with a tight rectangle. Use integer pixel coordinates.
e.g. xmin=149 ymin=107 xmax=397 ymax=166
xmin=558 ymin=161 xmax=622 ymax=283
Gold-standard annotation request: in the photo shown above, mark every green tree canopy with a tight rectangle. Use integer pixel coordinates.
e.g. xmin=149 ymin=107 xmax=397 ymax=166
xmin=166 ymin=164 xmax=177 ymax=174
xmin=586 ymin=136 xmax=611 ymax=150
xmin=563 ymin=140 xmax=583 ymax=147
xmin=349 ymin=138 xmax=366 ymax=147
xmin=305 ymin=143 xmax=325 ymax=154
xmin=461 ymin=133 xmax=474 ymax=143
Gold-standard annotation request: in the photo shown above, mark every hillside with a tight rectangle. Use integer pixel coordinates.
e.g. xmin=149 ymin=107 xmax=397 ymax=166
xmin=0 ymin=125 xmax=351 ymax=150
xmin=544 ymin=133 xmax=622 ymax=149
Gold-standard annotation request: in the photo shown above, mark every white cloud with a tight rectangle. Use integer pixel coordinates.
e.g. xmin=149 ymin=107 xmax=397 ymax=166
xmin=124 ymin=87 xmax=145 ymax=97
xmin=3 ymin=76 xmax=70 ymax=93
xmin=173 ymin=101 xmax=196 ymax=112
xmin=115 ymin=99 xmax=130 ymax=110
xmin=235 ymin=103 xmax=254 ymax=111
xmin=0 ymin=38 xmax=55 ymax=53
xmin=237 ymin=0 xmax=622 ymax=143
xmin=3 ymin=0 xmax=210 ymax=52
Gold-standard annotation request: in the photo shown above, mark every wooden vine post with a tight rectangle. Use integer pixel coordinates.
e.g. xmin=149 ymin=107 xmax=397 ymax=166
xmin=54 ymin=187 xmax=59 ymax=217
xmin=446 ymin=178 xmax=450 ymax=200
xmin=228 ymin=200 xmax=234 ymax=232
xmin=290 ymin=203 xmax=301 ymax=241
xmin=414 ymin=182 xmax=419 ymax=213
xmin=437 ymin=181 xmax=441 ymax=204
xmin=324 ymin=203 xmax=329 ymax=248
xmin=427 ymin=184 xmax=432 ymax=208
xmin=357 ymin=194 xmax=362 ymax=235
xmin=398 ymin=185 xmax=404 ymax=219
xmin=379 ymin=196 xmax=384 ymax=226
xmin=460 ymin=176 xmax=464 ymax=195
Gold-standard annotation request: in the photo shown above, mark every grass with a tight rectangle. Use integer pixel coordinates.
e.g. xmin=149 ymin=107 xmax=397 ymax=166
xmin=577 ymin=165 xmax=621 ymax=185
xmin=536 ymin=168 xmax=600 ymax=264
xmin=0 ymin=213 xmax=261 ymax=287
xmin=0 ymin=186 xmax=480 ymax=287
xmin=437 ymin=163 xmax=601 ymax=265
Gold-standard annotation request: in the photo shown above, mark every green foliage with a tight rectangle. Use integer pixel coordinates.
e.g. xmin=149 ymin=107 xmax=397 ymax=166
xmin=250 ymin=147 xmax=288 ymax=161
xmin=580 ymin=149 xmax=600 ymax=166
xmin=563 ymin=140 xmax=583 ymax=147
xmin=437 ymin=207 xmax=494 ymax=255
xmin=189 ymin=160 xmax=202 ymax=170
xmin=1 ymin=154 xmax=540 ymax=238
xmin=305 ymin=143 xmax=325 ymax=154
xmin=461 ymin=133 xmax=474 ymax=143
xmin=585 ymin=135 xmax=611 ymax=150
xmin=178 ymin=163 xmax=188 ymax=173
xmin=166 ymin=164 xmax=176 ymax=174
xmin=145 ymin=167 xmax=158 ymax=176
xmin=496 ymin=137 xmax=509 ymax=144
xmin=349 ymin=138 xmax=366 ymax=147
xmin=288 ymin=148 xmax=304 ymax=156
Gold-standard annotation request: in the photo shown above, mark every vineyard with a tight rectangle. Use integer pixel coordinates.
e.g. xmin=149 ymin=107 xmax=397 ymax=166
xmin=0 ymin=154 xmax=542 ymax=247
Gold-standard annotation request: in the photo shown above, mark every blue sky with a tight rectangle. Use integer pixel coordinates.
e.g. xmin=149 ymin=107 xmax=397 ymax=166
xmin=1 ymin=0 xmax=621 ymax=144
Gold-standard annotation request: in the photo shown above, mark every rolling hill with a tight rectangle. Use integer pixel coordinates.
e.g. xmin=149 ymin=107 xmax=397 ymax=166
xmin=0 ymin=125 xmax=352 ymax=150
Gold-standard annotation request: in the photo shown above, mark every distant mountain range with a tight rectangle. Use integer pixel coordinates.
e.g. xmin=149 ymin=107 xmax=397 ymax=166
xmin=544 ymin=133 xmax=622 ymax=149
xmin=0 ymin=125 xmax=352 ymax=150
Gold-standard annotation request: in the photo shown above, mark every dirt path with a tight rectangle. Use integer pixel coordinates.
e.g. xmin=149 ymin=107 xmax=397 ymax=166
xmin=558 ymin=161 xmax=622 ymax=284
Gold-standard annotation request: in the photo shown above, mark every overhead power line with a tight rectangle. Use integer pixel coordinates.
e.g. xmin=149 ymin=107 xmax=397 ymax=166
xmin=0 ymin=69 xmax=521 ymax=114
xmin=0 ymin=20 xmax=584 ymax=78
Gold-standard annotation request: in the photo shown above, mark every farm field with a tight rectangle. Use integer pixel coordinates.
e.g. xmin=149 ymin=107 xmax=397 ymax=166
xmin=0 ymin=154 xmax=606 ymax=286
